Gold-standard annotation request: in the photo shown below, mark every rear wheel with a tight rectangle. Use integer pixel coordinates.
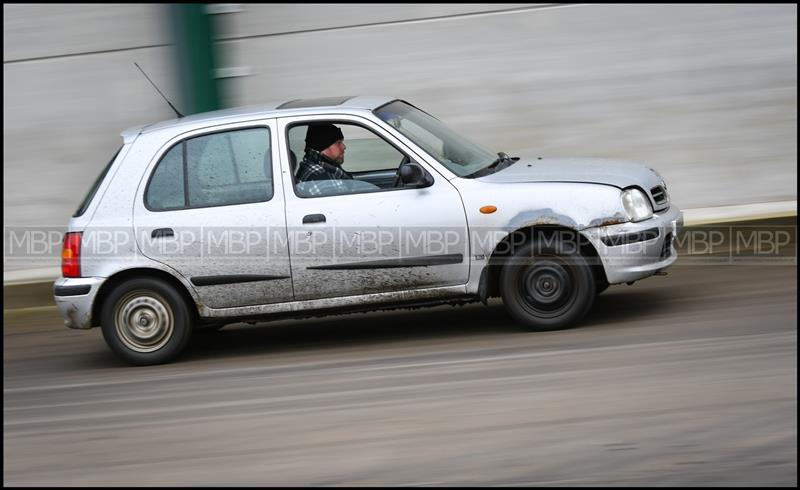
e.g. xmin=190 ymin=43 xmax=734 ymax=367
xmin=101 ymin=277 xmax=193 ymax=365
xmin=500 ymin=238 xmax=595 ymax=331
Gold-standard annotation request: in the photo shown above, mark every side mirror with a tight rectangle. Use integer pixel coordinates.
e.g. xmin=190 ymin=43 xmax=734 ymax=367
xmin=399 ymin=162 xmax=432 ymax=187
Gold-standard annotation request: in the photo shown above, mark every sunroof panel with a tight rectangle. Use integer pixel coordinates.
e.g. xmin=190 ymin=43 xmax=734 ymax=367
xmin=277 ymin=96 xmax=354 ymax=109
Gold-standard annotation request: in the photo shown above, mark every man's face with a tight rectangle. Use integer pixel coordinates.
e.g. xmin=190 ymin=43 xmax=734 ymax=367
xmin=321 ymin=139 xmax=346 ymax=165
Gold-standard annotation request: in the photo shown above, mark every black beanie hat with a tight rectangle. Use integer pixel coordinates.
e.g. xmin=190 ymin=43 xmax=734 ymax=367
xmin=305 ymin=123 xmax=344 ymax=151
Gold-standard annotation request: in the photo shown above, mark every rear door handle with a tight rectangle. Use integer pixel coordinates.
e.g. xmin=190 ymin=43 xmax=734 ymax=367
xmin=302 ymin=214 xmax=326 ymax=224
xmin=151 ymin=228 xmax=174 ymax=238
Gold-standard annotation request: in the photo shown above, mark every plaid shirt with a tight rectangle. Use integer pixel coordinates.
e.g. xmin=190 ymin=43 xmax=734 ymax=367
xmin=296 ymin=148 xmax=354 ymax=197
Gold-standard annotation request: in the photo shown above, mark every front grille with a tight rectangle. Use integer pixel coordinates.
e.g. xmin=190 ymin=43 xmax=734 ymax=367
xmin=651 ymin=185 xmax=668 ymax=206
xmin=660 ymin=232 xmax=673 ymax=259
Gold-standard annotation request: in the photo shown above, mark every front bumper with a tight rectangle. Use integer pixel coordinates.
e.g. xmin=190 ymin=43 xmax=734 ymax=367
xmin=53 ymin=277 xmax=105 ymax=329
xmin=581 ymin=206 xmax=683 ymax=284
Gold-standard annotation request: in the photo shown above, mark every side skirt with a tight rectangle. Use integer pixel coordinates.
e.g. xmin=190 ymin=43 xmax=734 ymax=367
xmin=198 ymin=285 xmax=475 ymax=322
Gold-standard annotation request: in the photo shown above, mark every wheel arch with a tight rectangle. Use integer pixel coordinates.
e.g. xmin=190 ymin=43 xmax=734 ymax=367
xmin=481 ymin=225 xmax=606 ymax=300
xmin=91 ymin=268 xmax=199 ymax=328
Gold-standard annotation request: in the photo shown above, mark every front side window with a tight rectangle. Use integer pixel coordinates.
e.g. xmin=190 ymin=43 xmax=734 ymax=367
xmin=288 ymin=122 xmax=417 ymax=198
xmin=146 ymin=127 xmax=272 ymax=210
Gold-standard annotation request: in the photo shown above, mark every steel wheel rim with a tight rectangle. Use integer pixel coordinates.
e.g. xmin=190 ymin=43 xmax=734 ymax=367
xmin=114 ymin=290 xmax=174 ymax=353
xmin=518 ymin=258 xmax=577 ymax=318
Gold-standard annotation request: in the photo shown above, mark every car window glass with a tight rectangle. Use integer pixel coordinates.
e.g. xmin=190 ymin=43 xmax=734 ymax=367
xmin=289 ymin=122 xmax=413 ymax=198
xmin=186 ymin=128 xmax=272 ymax=207
xmin=338 ymin=125 xmax=402 ymax=173
xmin=189 ymin=134 xmax=236 ymax=188
xmin=146 ymin=127 xmax=272 ymax=210
xmin=395 ymin=118 xmax=444 ymax=157
xmin=146 ymin=144 xmax=185 ymax=210
xmin=288 ymin=125 xmax=307 ymax=159
xmin=375 ymin=100 xmax=496 ymax=176
xmin=231 ymin=130 xmax=270 ymax=183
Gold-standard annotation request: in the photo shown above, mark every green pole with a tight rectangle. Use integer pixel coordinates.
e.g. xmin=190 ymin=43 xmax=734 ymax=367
xmin=170 ymin=4 xmax=220 ymax=115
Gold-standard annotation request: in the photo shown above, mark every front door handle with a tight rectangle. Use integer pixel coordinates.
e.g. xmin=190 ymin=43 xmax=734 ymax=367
xmin=151 ymin=228 xmax=174 ymax=238
xmin=302 ymin=214 xmax=326 ymax=224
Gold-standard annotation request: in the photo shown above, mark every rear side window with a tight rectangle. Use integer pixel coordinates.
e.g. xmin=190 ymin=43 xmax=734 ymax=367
xmin=73 ymin=147 xmax=122 ymax=217
xmin=146 ymin=144 xmax=185 ymax=210
xmin=145 ymin=127 xmax=273 ymax=211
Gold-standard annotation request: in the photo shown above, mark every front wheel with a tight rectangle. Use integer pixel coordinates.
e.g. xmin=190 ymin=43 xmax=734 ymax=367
xmin=101 ymin=277 xmax=193 ymax=365
xmin=499 ymin=238 xmax=595 ymax=331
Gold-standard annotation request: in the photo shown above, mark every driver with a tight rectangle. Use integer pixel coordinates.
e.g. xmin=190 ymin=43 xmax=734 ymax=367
xmin=296 ymin=123 xmax=354 ymax=196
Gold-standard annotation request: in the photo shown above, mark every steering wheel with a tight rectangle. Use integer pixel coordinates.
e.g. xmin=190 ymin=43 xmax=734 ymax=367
xmin=393 ymin=155 xmax=410 ymax=187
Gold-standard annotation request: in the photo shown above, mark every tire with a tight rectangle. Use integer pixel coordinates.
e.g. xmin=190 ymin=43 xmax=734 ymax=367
xmin=101 ymin=277 xmax=193 ymax=365
xmin=499 ymin=237 xmax=596 ymax=331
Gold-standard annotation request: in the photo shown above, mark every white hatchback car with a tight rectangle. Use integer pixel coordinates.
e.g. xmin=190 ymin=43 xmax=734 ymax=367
xmin=54 ymin=96 xmax=682 ymax=365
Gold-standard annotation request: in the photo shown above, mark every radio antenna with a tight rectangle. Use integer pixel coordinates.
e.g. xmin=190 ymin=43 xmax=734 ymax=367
xmin=134 ymin=62 xmax=184 ymax=118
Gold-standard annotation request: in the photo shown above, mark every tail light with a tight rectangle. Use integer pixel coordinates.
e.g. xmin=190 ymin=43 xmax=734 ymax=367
xmin=61 ymin=232 xmax=82 ymax=278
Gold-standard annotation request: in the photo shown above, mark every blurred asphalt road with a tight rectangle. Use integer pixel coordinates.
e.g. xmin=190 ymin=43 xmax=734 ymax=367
xmin=3 ymin=260 xmax=796 ymax=486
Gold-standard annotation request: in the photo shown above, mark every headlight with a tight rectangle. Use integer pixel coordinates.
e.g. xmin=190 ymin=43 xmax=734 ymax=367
xmin=621 ymin=188 xmax=653 ymax=222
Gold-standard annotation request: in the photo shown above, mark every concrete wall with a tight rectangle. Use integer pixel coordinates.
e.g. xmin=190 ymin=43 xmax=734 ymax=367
xmin=3 ymin=3 xmax=179 ymax=229
xmin=3 ymin=4 xmax=797 ymax=269
xmin=218 ymin=3 xmax=796 ymax=211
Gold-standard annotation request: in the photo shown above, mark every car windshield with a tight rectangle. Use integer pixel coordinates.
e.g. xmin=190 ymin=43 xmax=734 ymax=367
xmin=374 ymin=100 xmax=498 ymax=177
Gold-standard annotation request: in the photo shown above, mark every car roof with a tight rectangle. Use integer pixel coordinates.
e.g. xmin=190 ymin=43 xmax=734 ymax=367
xmin=121 ymin=95 xmax=397 ymax=142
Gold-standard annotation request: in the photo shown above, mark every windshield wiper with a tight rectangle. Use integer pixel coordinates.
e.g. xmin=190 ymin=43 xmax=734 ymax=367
xmin=465 ymin=152 xmax=519 ymax=178
xmin=496 ymin=152 xmax=519 ymax=169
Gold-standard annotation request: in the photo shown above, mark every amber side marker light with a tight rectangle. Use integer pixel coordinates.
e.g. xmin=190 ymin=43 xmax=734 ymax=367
xmin=479 ymin=206 xmax=497 ymax=214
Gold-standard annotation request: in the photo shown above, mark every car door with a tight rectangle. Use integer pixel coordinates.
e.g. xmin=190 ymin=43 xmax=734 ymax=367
xmin=133 ymin=119 xmax=293 ymax=309
xmin=278 ymin=114 xmax=469 ymax=301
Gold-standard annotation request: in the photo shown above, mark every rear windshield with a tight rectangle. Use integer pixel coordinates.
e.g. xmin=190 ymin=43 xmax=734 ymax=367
xmin=73 ymin=146 xmax=122 ymax=217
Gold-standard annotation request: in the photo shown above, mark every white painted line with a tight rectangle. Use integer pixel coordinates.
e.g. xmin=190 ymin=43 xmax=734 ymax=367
xmin=3 ymin=267 xmax=60 ymax=285
xmin=205 ymin=3 xmax=243 ymax=15
xmin=379 ymin=4 xmax=589 ymax=28
xmin=217 ymin=5 xmax=591 ymax=42
xmin=682 ymin=200 xmax=796 ymax=226
xmin=2 ymin=305 xmax=58 ymax=314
